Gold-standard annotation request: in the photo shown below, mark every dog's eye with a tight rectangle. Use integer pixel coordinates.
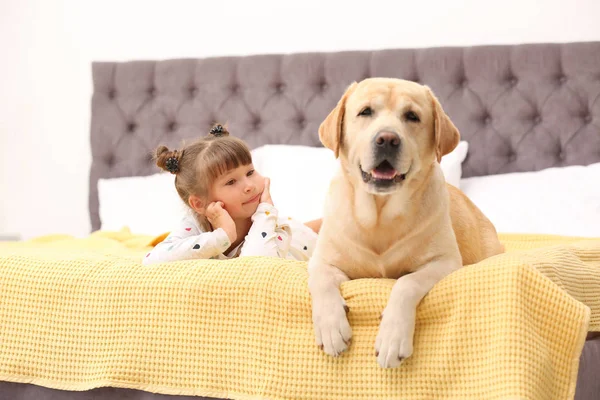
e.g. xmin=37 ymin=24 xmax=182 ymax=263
xmin=358 ymin=107 xmax=373 ymax=117
xmin=404 ymin=111 xmax=420 ymax=122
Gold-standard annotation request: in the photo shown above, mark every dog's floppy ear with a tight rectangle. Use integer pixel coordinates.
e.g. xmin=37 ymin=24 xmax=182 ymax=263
xmin=319 ymin=82 xmax=358 ymax=158
xmin=426 ymin=87 xmax=460 ymax=162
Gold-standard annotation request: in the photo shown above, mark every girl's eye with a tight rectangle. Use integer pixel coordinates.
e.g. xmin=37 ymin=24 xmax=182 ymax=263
xmin=226 ymin=179 xmax=235 ymax=186
xmin=247 ymin=169 xmax=255 ymax=176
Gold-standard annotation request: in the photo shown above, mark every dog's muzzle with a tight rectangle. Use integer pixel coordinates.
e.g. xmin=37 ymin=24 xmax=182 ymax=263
xmin=360 ymin=130 xmax=407 ymax=187
xmin=360 ymin=161 xmax=407 ymax=184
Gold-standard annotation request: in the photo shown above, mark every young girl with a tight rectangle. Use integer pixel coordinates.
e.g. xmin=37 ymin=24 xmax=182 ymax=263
xmin=143 ymin=124 xmax=321 ymax=265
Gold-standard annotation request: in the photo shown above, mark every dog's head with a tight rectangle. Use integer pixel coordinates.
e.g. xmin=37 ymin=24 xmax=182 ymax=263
xmin=320 ymin=78 xmax=459 ymax=195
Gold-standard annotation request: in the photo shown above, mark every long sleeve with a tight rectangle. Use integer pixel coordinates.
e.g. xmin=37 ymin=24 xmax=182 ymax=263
xmin=143 ymin=216 xmax=232 ymax=265
xmin=239 ymin=203 xmax=292 ymax=258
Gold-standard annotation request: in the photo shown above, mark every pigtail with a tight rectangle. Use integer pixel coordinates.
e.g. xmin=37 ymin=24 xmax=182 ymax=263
xmin=209 ymin=123 xmax=230 ymax=138
xmin=154 ymin=145 xmax=182 ymax=174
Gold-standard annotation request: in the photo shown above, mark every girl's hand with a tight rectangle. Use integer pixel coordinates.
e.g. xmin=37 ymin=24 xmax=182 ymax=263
xmin=260 ymin=177 xmax=274 ymax=206
xmin=206 ymin=201 xmax=236 ymax=244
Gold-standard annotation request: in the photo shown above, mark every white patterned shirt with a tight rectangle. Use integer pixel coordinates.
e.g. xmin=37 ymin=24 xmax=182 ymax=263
xmin=143 ymin=203 xmax=316 ymax=265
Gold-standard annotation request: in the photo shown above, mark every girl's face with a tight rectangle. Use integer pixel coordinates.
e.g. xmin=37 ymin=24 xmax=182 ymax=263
xmin=208 ymin=163 xmax=265 ymax=219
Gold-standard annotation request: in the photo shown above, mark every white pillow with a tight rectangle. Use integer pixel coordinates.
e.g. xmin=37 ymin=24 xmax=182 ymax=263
xmin=251 ymin=142 xmax=469 ymax=222
xmin=251 ymin=145 xmax=339 ymax=222
xmin=460 ymin=163 xmax=600 ymax=237
xmin=440 ymin=141 xmax=469 ymax=188
xmin=98 ymin=173 xmax=188 ymax=235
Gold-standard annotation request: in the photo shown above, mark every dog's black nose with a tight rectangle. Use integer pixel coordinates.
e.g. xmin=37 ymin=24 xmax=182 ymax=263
xmin=374 ymin=131 xmax=401 ymax=150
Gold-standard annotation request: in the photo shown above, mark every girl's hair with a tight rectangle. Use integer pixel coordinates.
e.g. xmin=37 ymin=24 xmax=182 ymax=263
xmin=153 ymin=124 xmax=252 ymax=229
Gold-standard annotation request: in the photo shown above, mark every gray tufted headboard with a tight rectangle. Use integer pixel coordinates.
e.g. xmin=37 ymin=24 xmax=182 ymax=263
xmin=90 ymin=42 xmax=600 ymax=232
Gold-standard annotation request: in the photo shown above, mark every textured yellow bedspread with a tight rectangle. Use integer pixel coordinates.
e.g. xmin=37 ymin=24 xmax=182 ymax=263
xmin=0 ymin=230 xmax=598 ymax=400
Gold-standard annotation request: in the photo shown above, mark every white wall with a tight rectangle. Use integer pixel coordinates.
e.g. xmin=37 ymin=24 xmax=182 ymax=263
xmin=1 ymin=0 xmax=599 ymax=240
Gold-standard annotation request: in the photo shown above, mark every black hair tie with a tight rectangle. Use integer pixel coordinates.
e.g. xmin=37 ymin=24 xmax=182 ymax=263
xmin=210 ymin=124 xmax=225 ymax=137
xmin=165 ymin=157 xmax=179 ymax=174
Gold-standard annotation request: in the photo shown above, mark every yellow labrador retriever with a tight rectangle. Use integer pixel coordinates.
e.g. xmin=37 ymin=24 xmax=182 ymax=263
xmin=307 ymin=78 xmax=504 ymax=368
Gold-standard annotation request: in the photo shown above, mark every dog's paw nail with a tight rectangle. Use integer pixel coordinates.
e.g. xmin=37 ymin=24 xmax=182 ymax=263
xmin=375 ymin=350 xmax=379 ymax=357
xmin=344 ymin=305 xmax=350 ymax=313
xmin=344 ymin=338 xmax=352 ymax=346
xmin=318 ymin=344 xmax=324 ymax=351
xmin=379 ymin=314 xmax=383 ymax=320
xmin=398 ymin=356 xmax=404 ymax=362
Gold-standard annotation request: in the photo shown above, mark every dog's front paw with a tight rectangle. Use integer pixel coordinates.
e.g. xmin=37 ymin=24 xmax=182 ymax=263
xmin=311 ymin=291 xmax=352 ymax=357
xmin=374 ymin=307 xmax=415 ymax=368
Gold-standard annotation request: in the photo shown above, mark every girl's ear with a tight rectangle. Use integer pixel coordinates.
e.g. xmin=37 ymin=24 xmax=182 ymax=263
xmin=188 ymin=195 xmax=206 ymax=215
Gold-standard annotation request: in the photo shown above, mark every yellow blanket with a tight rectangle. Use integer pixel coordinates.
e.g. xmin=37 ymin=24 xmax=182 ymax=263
xmin=0 ymin=230 xmax=598 ymax=400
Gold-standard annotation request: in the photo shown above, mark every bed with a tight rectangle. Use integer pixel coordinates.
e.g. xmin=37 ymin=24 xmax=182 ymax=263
xmin=0 ymin=41 xmax=599 ymax=400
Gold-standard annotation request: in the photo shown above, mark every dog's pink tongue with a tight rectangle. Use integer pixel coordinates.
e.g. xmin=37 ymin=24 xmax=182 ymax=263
xmin=372 ymin=167 xmax=397 ymax=179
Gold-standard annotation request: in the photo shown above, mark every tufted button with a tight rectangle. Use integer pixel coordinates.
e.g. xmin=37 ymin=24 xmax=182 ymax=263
xmin=297 ymin=116 xmax=306 ymax=128
xmin=276 ymin=82 xmax=286 ymax=93
xmin=508 ymin=76 xmax=517 ymax=87
xmin=320 ymin=81 xmax=328 ymax=91
xmin=558 ymin=75 xmax=567 ymax=84
xmin=105 ymin=154 xmax=115 ymax=167
xmin=509 ymin=152 xmax=517 ymax=162
xmin=168 ymin=121 xmax=178 ymax=131
xmin=461 ymin=79 xmax=468 ymax=88
xmin=558 ymin=151 xmax=566 ymax=160
xmin=108 ymin=89 xmax=116 ymax=99
xmin=533 ymin=114 xmax=542 ymax=125
xmin=583 ymin=113 xmax=592 ymax=123
xmin=189 ymin=86 xmax=198 ymax=97
xmin=127 ymin=122 xmax=136 ymax=133
xmin=481 ymin=111 xmax=491 ymax=125
xmin=230 ymin=83 xmax=239 ymax=94
xmin=148 ymin=87 xmax=156 ymax=96
xmin=252 ymin=116 xmax=261 ymax=130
